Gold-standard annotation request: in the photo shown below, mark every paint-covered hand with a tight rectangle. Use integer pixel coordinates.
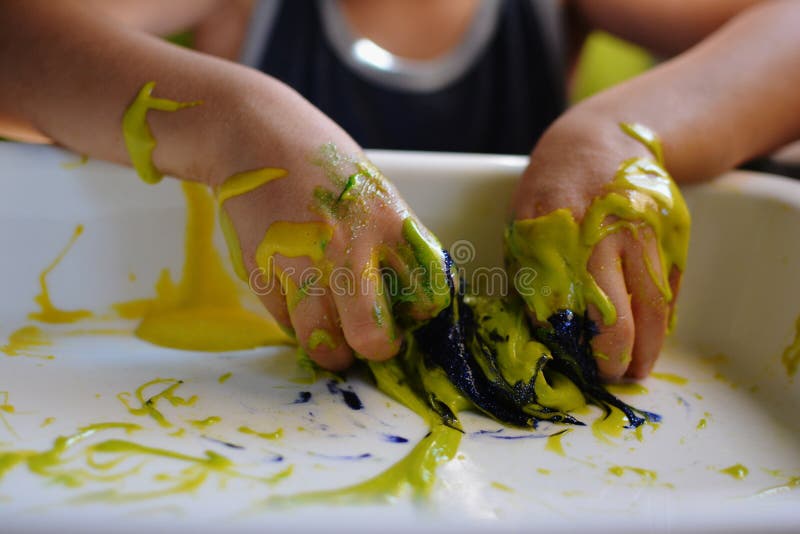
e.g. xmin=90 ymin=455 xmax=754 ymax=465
xmin=216 ymin=145 xmax=451 ymax=371
xmin=506 ymin=123 xmax=690 ymax=380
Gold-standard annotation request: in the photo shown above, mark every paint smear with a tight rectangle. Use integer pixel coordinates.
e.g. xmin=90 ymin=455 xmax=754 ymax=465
xmin=28 ymin=225 xmax=93 ymax=324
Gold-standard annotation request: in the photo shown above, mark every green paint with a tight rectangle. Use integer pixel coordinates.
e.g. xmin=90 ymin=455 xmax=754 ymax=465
xmin=238 ymin=426 xmax=283 ymax=441
xmin=592 ymin=406 xmax=629 ymax=444
xmin=122 ymin=81 xmax=201 ymax=185
xmin=650 ymin=372 xmax=688 ymax=385
xmin=117 ymin=378 xmax=197 ymax=428
xmin=61 ymin=154 xmax=89 ymax=170
xmin=545 ymin=429 xmax=571 ymax=456
xmin=337 ymin=174 xmax=358 ymax=202
xmin=0 ymin=420 xmax=293 ymax=501
xmin=720 ymin=464 xmax=749 ymax=480
xmin=505 ymin=123 xmax=690 ymax=325
xmin=189 ymin=416 xmax=221 ymax=429
xmin=268 ymin=424 xmax=461 ymax=505
xmin=608 ymin=465 xmax=658 ymax=481
xmin=218 ymin=372 xmax=232 ymax=384
xmin=400 ymin=218 xmax=449 ymax=308
xmin=491 ymin=481 xmax=514 ymax=492
xmin=308 ymin=329 xmax=337 ymax=350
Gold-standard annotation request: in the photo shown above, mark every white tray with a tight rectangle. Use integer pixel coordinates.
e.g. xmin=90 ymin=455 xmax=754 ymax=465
xmin=1 ymin=143 xmax=798 ymax=533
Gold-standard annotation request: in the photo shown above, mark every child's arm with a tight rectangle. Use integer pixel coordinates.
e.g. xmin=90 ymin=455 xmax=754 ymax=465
xmin=572 ymin=0 xmax=766 ymax=55
xmin=0 ymin=0 xmax=450 ymax=370
xmin=80 ymin=0 xmax=223 ymax=37
xmin=512 ymin=0 xmax=800 ymax=379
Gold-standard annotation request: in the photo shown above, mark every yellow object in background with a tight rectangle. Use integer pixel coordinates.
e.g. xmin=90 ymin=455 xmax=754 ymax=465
xmin=571 ymin=32 xmax=654 ymax=103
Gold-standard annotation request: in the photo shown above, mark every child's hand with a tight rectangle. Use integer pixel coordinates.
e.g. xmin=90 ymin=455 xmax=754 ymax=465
xmin=217 ymin=144 xmax=450 ymax=371
xmin=506 ymin=121 xmax=690 ymax=380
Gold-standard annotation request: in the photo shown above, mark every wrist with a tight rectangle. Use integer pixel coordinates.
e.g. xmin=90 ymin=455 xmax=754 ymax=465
xmin=208 ymin=77 xmax=362 ymax=189
xmin=516 ymin=112 xmax=657 ymax=219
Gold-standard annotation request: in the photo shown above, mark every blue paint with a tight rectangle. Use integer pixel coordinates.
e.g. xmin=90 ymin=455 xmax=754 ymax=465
xmin=381 ymin=433 xmax=409 ymax=443
xmin=470 ymin=428 xmax=550 ymax=440
xmin=311 ymin=452 xmax=373 ymax=461
xmin=201 ymin=435 xmax=245 ymax=450
xmin=293 ymin=391 xmax=312 ymax=404
xmin=326 ymin=380 xmax=364 ymax=410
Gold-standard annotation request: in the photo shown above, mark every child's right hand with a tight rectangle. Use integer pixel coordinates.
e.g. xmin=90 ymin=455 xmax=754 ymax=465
xmin=216 ymin=140 xmax=451 ymax=371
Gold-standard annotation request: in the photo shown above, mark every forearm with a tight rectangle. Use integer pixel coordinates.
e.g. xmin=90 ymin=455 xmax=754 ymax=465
xmin=556 ymin=0 xmax=800 ymax=184
xmin=573 ymin=0 xmax=765 ymax=55
xmin=0 ymin=0 xmax=355 ymax=186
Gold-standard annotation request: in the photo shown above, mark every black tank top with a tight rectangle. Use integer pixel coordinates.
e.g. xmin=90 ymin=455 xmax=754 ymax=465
xmin=247 ymin=0 xmax=565 ymax=154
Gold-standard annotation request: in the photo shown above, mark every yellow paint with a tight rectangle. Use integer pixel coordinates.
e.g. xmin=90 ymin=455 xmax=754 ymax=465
xmin=1 ymin=420 xmax=293 ymax=501
xmin=61 ymin=154 xmax=89 ymax=170
xmin=591 ymin=406 xmax=629 ymax=444
xmin=545 ymin=429 xmax=571 ymax=456
xmin=491 ymin=481 xmax=514 ymax=493
xmin=0 ymin=392 xmax=17 ymax=437
xmin=112 ymin=298 xmax=154 ymax=320
xmin=650 ymin=372 xmax=688 ymax=385
xmin=505 ymin=123 xmax=690 ymax=326
xmin=169 ymin=428 xmax=186 ymax=438
xmin=608 ymin=465 xmax=658 ymax=482
xmin=605 ymin=382 xmax=648 ymax=396
xmin=238 ymin=426 xmax=283 ymax=441
xmin=781 ymin=315 xmax=800 ymax=378
xmin=28 ymin=225 xmax=93 ymax=324
xmin=65 ymin=328 xmax=130 ymax=337
xmin=537 ymin=468 xmax=551 ymax=475
xmin=1 ymin=325 xmax=54 ymax=359
xmin=215 ymin=167 xmax=288 ymax=281
xmin=268 ymin=424 xmax=461 ymax=505
xmin=134 ymin=183 xmax=290 ymax=351
xmin=189 ymin=416 xmax=220 ymax=429
xmin=720 ymin=464 xmax=749 ymax=480
xmin=40 ymin=417 xmax=56 ymax=428
xmin=218 ymin=372 xmax=232 ymax=384
xmin=697 ymin=418 xmax=707 ymax=430
xmin=633 ymin=421 xmax=659 ymax=442
xmin=117 ymin=378 xmax=197 ymax=428
xmin=255 ymin=221 xmax=333 ymax=282
xmin=122 ymin=81 xmax=201 ymax=185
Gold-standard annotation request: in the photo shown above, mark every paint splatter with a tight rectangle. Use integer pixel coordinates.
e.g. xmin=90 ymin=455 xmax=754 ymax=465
xmin=292 ymin=391 xmax=312 ymax=404
xmin=382 ymin=434 xmax=409 ymax=444
xmin=326 ymin=381 xmax=363 ymax=410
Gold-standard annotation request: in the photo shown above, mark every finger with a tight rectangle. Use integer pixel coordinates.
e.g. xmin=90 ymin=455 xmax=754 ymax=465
xmin=330 ymin=250 xmax=401 ymax=362
xmin=249 ymin=267 xmax=293 ymax=333
xmin=586 ymin=234 xmax=635 ymax=380
xmin=381 ymin=240 xmax=450 ymax=322
xmin=621 ymin=229 xmax=669 ymax=379
xmin=666 ymin=265 xmax=683 ymax=333
xmin=277 ymin=257 xmax=354 ymax=371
